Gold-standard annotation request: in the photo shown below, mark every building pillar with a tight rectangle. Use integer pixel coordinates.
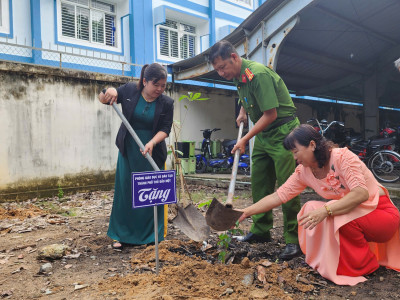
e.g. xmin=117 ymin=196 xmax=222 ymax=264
xmin=30 ymin=0 xmax=42 ymax=64
xmin=209 ymin=0 xmax=216 ymax=46
xmin=363 ymin=72 xmax=379 ymax=138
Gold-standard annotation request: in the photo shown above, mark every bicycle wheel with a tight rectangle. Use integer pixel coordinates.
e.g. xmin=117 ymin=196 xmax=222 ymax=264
xmin=368 ymin=150 xmax=400 ymax=183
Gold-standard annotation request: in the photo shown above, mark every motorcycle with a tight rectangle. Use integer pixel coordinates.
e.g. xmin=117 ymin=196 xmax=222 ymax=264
xmin=379 ymin=121 xmax=400 ymax=154
xmin=308 ymin=118 xmax=400 ymax=182
xmin=195 ymin=128 xmax=250 ymax=174
xmin=348 ymin=136 xmax=400 ymax=183
xmin=221 ymin=139 xmax=250 ymax=175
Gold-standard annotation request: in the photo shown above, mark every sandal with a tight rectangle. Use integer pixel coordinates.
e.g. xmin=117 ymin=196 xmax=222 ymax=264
xmin=112 ymin=240 xmax=123 ymax=250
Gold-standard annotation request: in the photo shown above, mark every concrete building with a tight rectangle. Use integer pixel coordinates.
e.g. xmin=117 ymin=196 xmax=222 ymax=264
xmin=0 ymin=0 xmax=264 ymax=73
xmin=0 ymin=0 xmax=264 ymax=199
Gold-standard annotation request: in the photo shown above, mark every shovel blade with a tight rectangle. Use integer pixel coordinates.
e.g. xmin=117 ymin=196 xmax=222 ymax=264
xmin=172 ymin=204 xmax=210 ymax=242
xmin=205 ymin=198 xmax=243 ymax=231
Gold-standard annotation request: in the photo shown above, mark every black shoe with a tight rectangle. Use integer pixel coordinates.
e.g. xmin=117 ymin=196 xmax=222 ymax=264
xmin=235 ymin=232 xmax=271 ymax=243
xmin=279 ymin=243 xmax=302 ymax=260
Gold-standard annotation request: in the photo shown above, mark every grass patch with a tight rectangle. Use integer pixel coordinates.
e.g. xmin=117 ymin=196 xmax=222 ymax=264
xmin=191 ymin=191 xmax=226 ymax=205
xmin=36 ymin=200 xmax=79 ymax=216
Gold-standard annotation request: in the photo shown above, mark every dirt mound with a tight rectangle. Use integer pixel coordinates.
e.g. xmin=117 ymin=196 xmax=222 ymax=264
xmin=93 ymin=240 xmax=316 ymax=299
xmin=0 ymin=204 xmax=45 ymax=220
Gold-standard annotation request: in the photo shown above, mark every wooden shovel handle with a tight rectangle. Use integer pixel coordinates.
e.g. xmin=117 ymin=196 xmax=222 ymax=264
xmin=226 ymin=122 xmax=244 ymax=208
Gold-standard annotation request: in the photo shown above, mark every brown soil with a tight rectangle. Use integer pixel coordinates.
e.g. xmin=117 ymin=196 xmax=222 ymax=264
xmin=0 ymin=186 xmax=399 ymax=300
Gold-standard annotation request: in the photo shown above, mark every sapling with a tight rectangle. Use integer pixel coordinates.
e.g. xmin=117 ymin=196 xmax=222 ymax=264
xmin=217 ymin=221 xmax=243 ymax=264
xmin=57 ymin=184 xmax=64 ymax=199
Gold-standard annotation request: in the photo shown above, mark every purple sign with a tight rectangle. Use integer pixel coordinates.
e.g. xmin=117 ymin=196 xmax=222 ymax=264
xmin=131 ymin=170 xmax=177 ymax=209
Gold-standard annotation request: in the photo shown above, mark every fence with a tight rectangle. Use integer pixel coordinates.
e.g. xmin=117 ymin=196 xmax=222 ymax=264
xmin=0 ymin=39 xmax=143 ymax=77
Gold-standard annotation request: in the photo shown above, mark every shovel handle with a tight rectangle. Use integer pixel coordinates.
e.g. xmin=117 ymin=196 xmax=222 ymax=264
xmin=226 ymin=122 xmax=244 ymax=207
xmin=112 ymin=103 xmax=160 ymax=172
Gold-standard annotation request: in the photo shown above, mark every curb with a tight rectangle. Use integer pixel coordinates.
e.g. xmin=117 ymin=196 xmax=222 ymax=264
xmin=184 ymin=174 xmax=400 ymax=198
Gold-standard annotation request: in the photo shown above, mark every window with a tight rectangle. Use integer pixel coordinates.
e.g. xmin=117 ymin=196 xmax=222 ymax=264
xmin=227 ymin=0 xmax=253 ymax=9
xmin=0 ymin=0 xmax=10 ymax=35
xmin=60 ymin=0 xmax=116 ymax=47
xmin=157 ymin=19 xmax=197 ymax=61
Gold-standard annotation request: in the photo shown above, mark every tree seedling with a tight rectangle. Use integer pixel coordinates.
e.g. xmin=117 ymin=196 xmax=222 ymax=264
xmin=217 ymin=221 xmax=243 ymax=264
xmin=57 ymin=184 xmax=64 ymax=199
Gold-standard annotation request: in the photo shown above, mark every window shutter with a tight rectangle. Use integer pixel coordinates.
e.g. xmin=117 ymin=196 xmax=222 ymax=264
xmin=64 ymin=0 xmax=89 ymax=5
xmin=61 ymin=3 xmax=76 ymax=38
xmin=159 ymin=27 xmax=169 ymax=57
xmin=158 ymin=19 xmax=196 ymax=60
xmin=91 ymin=10 xmax=104 ymax=43
xmin=60 ymin=0 xmax=116 ymax=47
xmin=92 ymin=0 xmax=115 ymax=13
xmin=76 ymin=6 xmax=90 ymax=41
xmin=188 ymin=35 xmax=195 ymax=58
xmin=105 ymin=14 xmax=115 ymax=46
xmin=181 ymin=23 xmax=196 ymax=59
xmin=170 ymin=31 xmax=179 ymax=58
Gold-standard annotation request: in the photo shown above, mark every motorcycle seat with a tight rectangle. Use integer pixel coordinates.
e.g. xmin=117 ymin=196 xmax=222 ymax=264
xmin=222 ymin=140 xmax=236 ymax=148
xmin=369 ymin=137 xmax=396 ymax=147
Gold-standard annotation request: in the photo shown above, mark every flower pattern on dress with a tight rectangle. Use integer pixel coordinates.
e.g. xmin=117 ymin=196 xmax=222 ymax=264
xmin=324 ymin=165 xmax=346 ymax=197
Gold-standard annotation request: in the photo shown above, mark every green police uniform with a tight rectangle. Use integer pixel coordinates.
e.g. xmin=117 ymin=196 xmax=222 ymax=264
xmin=233 ymin=59 xmax=300 ymax=244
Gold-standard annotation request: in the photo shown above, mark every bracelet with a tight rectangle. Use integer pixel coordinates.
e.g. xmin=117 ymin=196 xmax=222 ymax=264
xmin=324 ymin=204 xmax=333 ymax=217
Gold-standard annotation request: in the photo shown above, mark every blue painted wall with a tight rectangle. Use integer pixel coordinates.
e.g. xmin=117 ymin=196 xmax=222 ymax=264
xmin=0 ymin=0 xmax=256 ymax=75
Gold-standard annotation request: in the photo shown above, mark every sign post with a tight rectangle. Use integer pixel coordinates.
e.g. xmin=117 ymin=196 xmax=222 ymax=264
xmin=132 ymin=170 xmax=176 ymax=274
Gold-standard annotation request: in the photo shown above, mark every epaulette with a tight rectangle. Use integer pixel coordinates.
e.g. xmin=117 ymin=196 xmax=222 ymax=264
xmin=245 ymin=68 xmax=254 ymax=81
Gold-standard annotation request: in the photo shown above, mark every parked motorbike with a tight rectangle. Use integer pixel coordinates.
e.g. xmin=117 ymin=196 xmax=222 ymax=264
xmin=379 ymin=121 xmax=400 ymax=154
xmin=195 ymin=128 xmax=250 ymax=174
xmin=348 ymin=136 xmax=400 ymax=183
xmin=308 ymin=118 xmax=400 ymax=182
xmin=221 ymin=139 xmax=250 ymax=175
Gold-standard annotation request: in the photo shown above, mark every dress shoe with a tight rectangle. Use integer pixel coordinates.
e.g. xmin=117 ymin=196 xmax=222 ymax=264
xmin=235 ymin=232 xmax=271 ymax=243
xmin=279 ymin=243 xmax=302 ymax=260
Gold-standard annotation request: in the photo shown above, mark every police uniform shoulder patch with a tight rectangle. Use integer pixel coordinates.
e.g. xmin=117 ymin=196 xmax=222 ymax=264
xmin=245 ymin=68 xmax=254 ymax=81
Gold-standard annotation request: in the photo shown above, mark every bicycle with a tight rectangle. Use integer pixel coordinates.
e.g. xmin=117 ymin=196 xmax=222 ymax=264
xmin=307 ymin=118 xmax=347 ymax=146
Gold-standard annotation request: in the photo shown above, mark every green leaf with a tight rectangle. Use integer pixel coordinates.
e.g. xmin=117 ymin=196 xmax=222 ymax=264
xmin=191 ymin=93 xmax=201 ymax=100
xmin=184 ymin=104 xmax=188 ymax=110
xmin=196 ymin=97 xmax=210 ymax=101
xmin=218 ymin=251 xmax=226 ymax=263
xmin=219 ymin=233 xmax=228 ymax=240
xmin=179 ymin=95 xmax=189 ymax=101
xmin=175 ymin=150 xmax=184 ymax=156
xmin=198 ymin=199 xmax=212 ymax=208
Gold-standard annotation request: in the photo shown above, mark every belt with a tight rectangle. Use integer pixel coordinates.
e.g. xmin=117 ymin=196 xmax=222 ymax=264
xmin=264 ymin=114 xmax=297 ymax=132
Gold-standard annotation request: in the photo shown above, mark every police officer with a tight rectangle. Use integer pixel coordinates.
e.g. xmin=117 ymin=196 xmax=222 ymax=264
xmin=209 ymin=40 xmax=301 ymax=260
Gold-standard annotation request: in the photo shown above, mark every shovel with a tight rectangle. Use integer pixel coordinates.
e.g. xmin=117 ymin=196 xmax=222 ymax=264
xmin=205 ymin=122 xmax=244 ymax=231
xmin=112 ymin=103 xmax=210 ymax=242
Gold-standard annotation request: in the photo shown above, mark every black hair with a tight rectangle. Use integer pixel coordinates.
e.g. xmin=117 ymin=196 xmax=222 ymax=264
xmin=208 ymin=40 xmax=239 ymax=64
xmin=137 ymin=63 xmax=167 ymax=91
xmin=283 ymin=124 xmax=333 ymax=168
